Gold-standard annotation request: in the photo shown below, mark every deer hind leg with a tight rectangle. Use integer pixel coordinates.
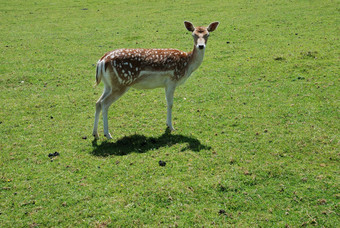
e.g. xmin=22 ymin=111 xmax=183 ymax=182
xmin=101 ymin=87 xmax=129 ymax=139
xmin=165 ymin=83 xmax=176 ymax=131
xmin=93 ymin=87 xmax=110 ymax=139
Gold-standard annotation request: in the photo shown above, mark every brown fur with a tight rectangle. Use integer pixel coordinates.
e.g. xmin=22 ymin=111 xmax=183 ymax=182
xmin=101 ymin=48 xmax=194 ymax=85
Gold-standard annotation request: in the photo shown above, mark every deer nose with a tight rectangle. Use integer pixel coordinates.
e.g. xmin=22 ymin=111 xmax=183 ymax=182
xmin=198 ymin=44 xmax=205 ymax=49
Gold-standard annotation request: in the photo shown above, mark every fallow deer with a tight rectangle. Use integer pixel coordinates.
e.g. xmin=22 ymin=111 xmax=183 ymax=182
xmin=93 ymin=21 xmax=219 ymax=139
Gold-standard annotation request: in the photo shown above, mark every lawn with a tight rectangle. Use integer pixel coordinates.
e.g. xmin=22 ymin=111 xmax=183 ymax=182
xmin=0 ymin=0 xmax=339 ymax=227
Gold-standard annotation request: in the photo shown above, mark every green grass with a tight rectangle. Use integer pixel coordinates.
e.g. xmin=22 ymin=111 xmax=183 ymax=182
xmin=1 ymin=0 xmax=339 ymax=227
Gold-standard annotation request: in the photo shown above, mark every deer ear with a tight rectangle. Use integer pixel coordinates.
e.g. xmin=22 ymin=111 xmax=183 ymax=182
xmin=207 ymin=22 xmax=219 ymax=32
xmin=184 ymin=21 xmax=195 ymax=32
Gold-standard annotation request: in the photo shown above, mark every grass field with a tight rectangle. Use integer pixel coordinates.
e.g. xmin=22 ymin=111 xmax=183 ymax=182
xmin=1 ymin=0 xmax=339 ymax=227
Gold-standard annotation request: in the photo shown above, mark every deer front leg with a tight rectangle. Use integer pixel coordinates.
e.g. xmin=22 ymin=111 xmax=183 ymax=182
xmin=165 ymin=84 xmax=176 ymax=131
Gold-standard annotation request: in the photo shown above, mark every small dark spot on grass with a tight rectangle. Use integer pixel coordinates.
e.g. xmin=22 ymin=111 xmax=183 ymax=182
xmin=274 ymin=56 xmax=285 ymax=61
xmin=231 ymin=123 xmax=239 ymax=127
xmin=218 ymin=209 xmax=226 ymax=215
xmin=219 ymin=184 xmax=227 ymax=192
xmin=48 ymin=152 xmax=59 ymax=158
xmin=292 ymin=76 xmax=305 ymax=81
xmin=21 ymin=201 xmax=35 ymax=207
xmin=82 ymin=136 xmax=87 ymax=140
xmin=306 ymin=51 xmax=317 ymax=58
xmin=81 ymin=8 xmax=88 ymax=10
xmin=310 ymin=218 xmax=317 ymax=225
xmin=159 ymin=160 xmax=166 ymax=166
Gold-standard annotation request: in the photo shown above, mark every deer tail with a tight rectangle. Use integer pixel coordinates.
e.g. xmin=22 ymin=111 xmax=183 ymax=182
xmin=95 ymin=60 xmax=105 ymax=86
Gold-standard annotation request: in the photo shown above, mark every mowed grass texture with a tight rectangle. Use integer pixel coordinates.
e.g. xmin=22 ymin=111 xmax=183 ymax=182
xmin=0 ymin=0 xmax=339 ymax=227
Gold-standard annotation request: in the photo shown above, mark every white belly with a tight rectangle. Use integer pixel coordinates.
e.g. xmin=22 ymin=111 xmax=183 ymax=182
xmin=131 ymin=70 xmax=174 ymax=89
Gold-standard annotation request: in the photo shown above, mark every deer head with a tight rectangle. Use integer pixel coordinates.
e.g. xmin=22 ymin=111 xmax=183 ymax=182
xmin=184 ymin=21 xmax=219 ymax=50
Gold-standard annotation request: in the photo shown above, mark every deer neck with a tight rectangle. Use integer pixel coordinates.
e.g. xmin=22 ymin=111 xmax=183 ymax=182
xmin=187 ymin=45 xmax=205 ymax=76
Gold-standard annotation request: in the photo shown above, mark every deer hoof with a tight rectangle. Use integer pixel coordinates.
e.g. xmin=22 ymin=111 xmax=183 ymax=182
xmin=93 ymin=133 xmax=99 ymax=139
xmin=104 ymin=133 xmax=113 ymax=140
xmin=167 ymin=125 xmax=175 ymax=132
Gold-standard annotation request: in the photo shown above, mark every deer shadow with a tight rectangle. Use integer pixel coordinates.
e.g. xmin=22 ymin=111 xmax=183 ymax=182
xmin=91 ymin=128 xmax=211 ymax=156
